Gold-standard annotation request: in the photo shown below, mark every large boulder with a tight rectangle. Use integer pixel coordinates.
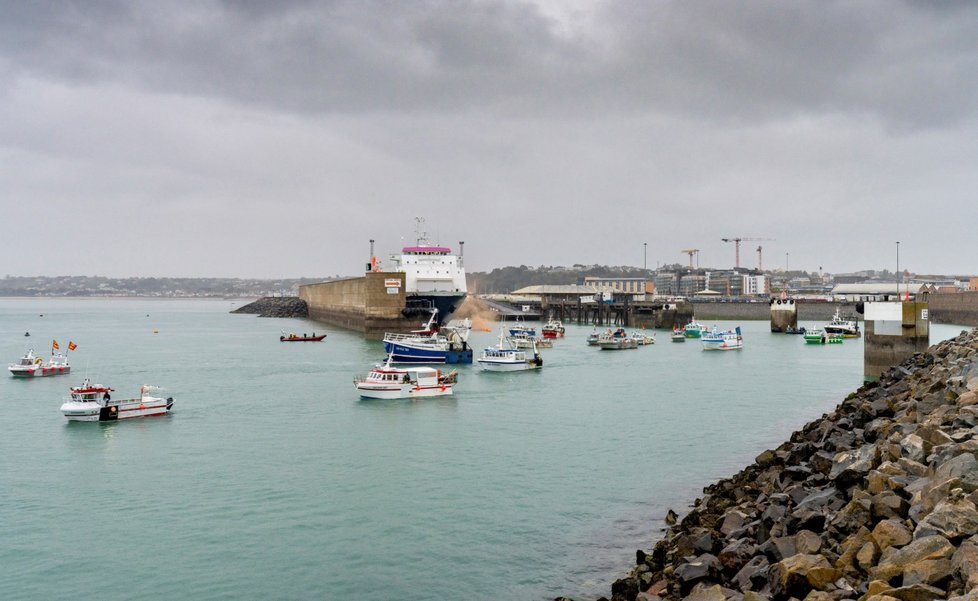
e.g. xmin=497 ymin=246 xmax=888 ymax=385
xmin=769 ymin=554 xmax=840 ymax=601
xmin=871 ymin=535 xmax=955 ymax=583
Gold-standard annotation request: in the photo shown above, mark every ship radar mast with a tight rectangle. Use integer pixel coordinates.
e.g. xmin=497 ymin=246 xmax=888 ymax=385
xmin=414 ymin=216 xmax=429 ymax=246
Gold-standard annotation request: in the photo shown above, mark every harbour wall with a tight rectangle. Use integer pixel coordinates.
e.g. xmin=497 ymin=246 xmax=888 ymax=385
xmin=925 ymin=291 xmax=978 ymax=326
xmin=690 ymin=301 xmax=861 ymax=322
xmin=299 ymin=273 xmax=420 ymax=340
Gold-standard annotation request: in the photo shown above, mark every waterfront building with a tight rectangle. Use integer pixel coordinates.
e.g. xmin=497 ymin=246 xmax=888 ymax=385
xmin=581 ymin=277 xmax=654 ymax=295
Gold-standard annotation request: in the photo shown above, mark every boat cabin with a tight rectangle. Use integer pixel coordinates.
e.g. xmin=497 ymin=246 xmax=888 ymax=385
xmin=70 ymin=381 xmax=113 ymax=404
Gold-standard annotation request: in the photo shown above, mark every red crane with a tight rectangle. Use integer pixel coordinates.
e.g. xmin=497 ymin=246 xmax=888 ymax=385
xmin=721 ymin=237 xmax=775 ymax=269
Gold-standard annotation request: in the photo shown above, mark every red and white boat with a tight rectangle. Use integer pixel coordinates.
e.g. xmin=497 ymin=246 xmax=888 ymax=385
xmin=60 ymin=379 xmax=174 ymax=422
xmin=8 ymin=349 xmax=71 ymax=377
xmin=541 ymin=320 xmax=565 ymax=338
xmin=354 ymin=355 xmax=458 ymax=399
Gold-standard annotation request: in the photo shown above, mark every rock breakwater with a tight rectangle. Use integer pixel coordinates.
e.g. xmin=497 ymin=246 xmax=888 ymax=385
xmin=230 ymin=296 xmax=308 ymax=318
xmin=577 ymin=328 xmax=978 ymax=601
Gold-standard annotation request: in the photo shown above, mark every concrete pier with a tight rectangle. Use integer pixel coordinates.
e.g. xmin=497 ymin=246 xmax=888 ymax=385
xmin=768 ymin=298 xmax=798 ymax=332
xmin=299 ymin=273 xmax=423 ymax=340
xmin=863 ymin=300 xmax=930 ymax=382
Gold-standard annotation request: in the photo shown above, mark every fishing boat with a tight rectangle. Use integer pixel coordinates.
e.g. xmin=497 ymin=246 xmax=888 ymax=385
xmin=824 ymin=308 xmax=861 ymax=338
xmin=508 ymin=317 xmax=537 ymax=338
xmin=598 ymin=328 xmax=638 ymax=350
xmin=630 ymin=331 xmax=656 ymax=345
xmin=478 ymin=330 xmax=544 ymax=371
xmin=354 ymin=355 xmax=457 ymax=399
xmin=382 ymin=310 xmax=473 ymax=364
xmin=8 ymin=349 xmax=71 ymax=377
xmin=60 ymin=379 xmax=174 ymax=422
xmin=701 ymin=326 xmax=743 ymax=351
xmin=541 ymin=320 xmax=565 ymax=338
xmin=804 ymin=327 xmax=844 ymax=345
xmin=670 ymin=328 xmax=686 ymax=342
xmin=684 ymin=320 xmax=708 ymax=338
xmin=280 ymin=333 xmax=326 ymax=342
xmin=586 ymin=327 xmax=601 ymax=346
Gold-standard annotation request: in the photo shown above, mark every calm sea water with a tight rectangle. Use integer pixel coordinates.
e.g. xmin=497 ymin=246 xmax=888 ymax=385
xmin=0 ymin=299 xmax=968 ymax=601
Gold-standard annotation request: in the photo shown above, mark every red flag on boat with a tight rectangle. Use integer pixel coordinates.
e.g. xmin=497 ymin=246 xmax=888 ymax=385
xmin=68 ymin=341 xmax=77 ymax=351
xmin=51 ymin=339 xmax=60 ymax=350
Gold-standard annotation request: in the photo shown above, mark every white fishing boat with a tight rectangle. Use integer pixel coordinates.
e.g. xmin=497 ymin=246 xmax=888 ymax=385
xmin=630 ymin=331 xmax=656 ymax=345
xmin=670 ymin=328 xmax=686 ymax=343
xmin=8 ymin=349 xmax=71 ymax=378
xmin=701 ymin=326 xmax=744 ymax=351
xmin=478 ymin=330 xmax=544 ymax=372
xmin=824 ymin=308 xmax=861 ymax=338
xmin=597 ymin=328 xmax=638 ymax=350
xmin=354 ymin=355 xmax=457 ymax=399
xmin=60 ymin=379 xmax=174 ymax=422
xmin=586 ymin=327 xmax=601 ymax=346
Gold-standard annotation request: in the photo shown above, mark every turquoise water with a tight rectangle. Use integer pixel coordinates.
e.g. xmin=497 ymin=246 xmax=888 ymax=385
xmin=1 ymin=299 xmax=968 ymax=601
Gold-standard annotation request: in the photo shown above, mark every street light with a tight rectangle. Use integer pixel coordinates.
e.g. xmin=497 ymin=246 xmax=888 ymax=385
xmin=643 ymin=242 xmax=647 ymax=271
xmin=785 ymin=252 xmax=789 ymax=272
xmin=896 ymin=241 xmax=900 ymax=300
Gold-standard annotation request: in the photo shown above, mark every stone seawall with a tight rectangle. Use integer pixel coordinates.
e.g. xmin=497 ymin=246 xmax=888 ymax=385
xmin=926 ymin=293 xmax=978 ymax=327
xmin=571 ymin=327 xmax=978 ymax=601
xmin=691 ymin=302 xmax=861 ymax=323
xmin=230 ymin=296 xmax=308 ymax=318
xmin=299 ymin=273 xmax=423 ymax=340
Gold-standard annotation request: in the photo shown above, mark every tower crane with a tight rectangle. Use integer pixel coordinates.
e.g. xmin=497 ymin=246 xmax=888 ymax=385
xmin=680 ymin=249 xmax=700 ymax=269
xmin=721 ymin=237 xmax=775 ymax=269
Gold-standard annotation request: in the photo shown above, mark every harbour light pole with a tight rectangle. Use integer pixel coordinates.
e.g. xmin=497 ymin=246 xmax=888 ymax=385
xmin=643 ymin=242 xmax=647 ymax=271
xmin=785 ymin=252 xmax=789 ymax=272
xmin=896 ymin=241 xmax=900 ymax=300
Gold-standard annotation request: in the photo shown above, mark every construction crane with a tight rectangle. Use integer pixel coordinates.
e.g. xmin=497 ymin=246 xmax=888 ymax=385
xmin=721 ymin=237 xmax=775 ymax=269
xmin=680 ymin=249 xmax=700 ymax=269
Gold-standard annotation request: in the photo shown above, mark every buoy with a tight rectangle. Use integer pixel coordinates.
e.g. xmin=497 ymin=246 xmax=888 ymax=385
xmin=153 ymin=330 xmax=159 ymax=334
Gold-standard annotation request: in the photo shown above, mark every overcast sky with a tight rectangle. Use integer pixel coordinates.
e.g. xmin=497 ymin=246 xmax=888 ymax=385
xmin=3 ymin=0 xmax=977 ymax=279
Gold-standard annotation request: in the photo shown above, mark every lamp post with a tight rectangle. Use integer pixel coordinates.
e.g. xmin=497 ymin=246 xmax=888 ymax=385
xmin=896 ymin=241 xmax=900 ymax=300
xmin=785 ymin=252 xmax=789 ymax=272
xmin=643 ymin=242 xmax=647 ymax=271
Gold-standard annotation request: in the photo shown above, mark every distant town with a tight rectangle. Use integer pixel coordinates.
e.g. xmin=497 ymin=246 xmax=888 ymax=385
xmin=3 ymin=264 xmax=976 ymax=300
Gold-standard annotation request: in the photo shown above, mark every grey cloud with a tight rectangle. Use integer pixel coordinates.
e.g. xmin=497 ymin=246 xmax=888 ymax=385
xmin=3 ymin=1 xmax=976 ymax=128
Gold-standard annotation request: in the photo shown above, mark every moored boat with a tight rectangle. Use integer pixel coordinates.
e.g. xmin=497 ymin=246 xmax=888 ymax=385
xmin=684 ymin=320 xmax=707 ymax=338
xmin=478 ymin=330 xmax=544 ymax=371
xmin=670 ymin=328 xmax=686 ymax=342
xmin=598 ymin=328 xmax=638 ymax=350
xmin=508 ymin=317 xmax=537 ymax=338
xmin=586 ymin=327 xmax=601 ymax=346
xmin=630 ymin=330 xmax=656 ymax=345
xmin=701 ymin=326 xmax=743 ymax=351
xmin=824 ymin=308 xmax=861 ymax=338
xmin=541 ymin=320 xmax=565 ymax=338
xmin=8 ymin=349 xmax=71 ymax=378
xmin=804 ymin=327 xmax=844 ymax=345
xmin=354 ymin=355 xmax=457 ymax=399
xmin=60 ymin=379 xmax=174 ymax=421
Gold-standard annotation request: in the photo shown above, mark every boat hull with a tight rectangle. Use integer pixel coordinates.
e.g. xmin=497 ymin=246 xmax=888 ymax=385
xmin=701 ymin=340 xmax=743 ymax=351
xmin=9 ymin=365 xmax=71 ymax=377
xmin=477 ymin=360 xmax=541 ymax=372
xmin=382 ymin=342 xmax=473 ymax=364
xmin=356 ymin=383 xmax=454 ymax=399
xmin=61 ymin=396 xmax=173 ymax=422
